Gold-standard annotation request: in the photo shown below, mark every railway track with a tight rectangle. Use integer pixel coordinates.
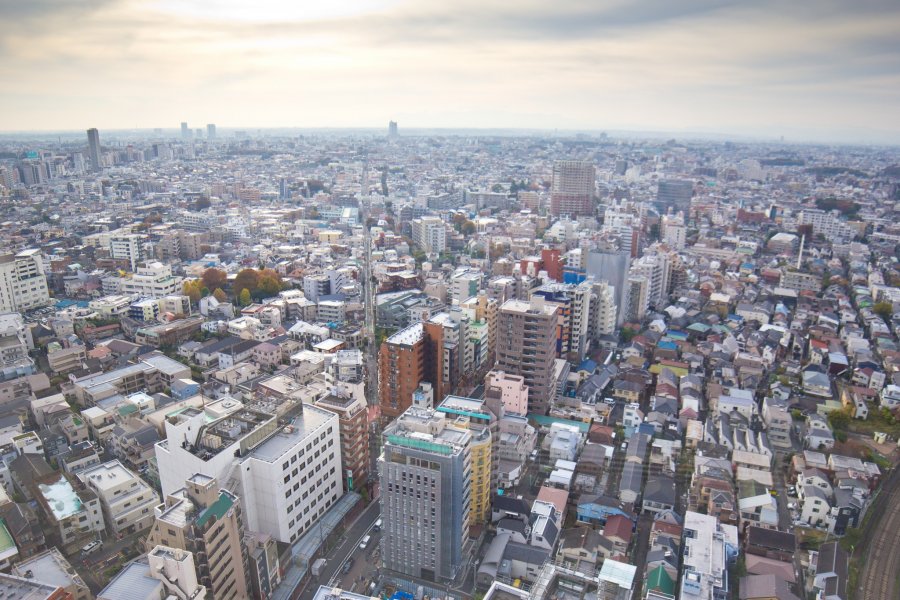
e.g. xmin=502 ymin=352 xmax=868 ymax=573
xmin=858 ymin=470 xmax=900 ymax=600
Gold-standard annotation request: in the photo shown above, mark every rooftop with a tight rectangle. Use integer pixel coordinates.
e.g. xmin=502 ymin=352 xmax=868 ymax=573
xmin=385 ymin=322 xmax=424 ymax=347
xmin=37 ymin=478 xmax=83 ymax=520
xmin=249 ymin=404 xmax=335 ymax=463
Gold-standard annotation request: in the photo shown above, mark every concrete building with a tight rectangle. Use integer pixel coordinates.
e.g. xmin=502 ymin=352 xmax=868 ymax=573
xmin=121 ymin=262 xmax=183 ymax=298
xmin=109 ymin=234 xmax=146 ymax=271
xmin=154 ymin=402 xmax=342 ymax=544
xmin=313 ymin=389 xmax=369 ymax=493
xmin=378 ymin=323 xmax=427 ymax=424
xmin=497 ymin=298 xmax=558 ymax=414
xmin=12 ymin=548 xmax=91 ymax=600
xmin=87 ymin=128 xmax=102 ymax=172
xmin=146 ymin=474 xmax=250 ymax=600
xmin=411 ymin=216 xmax=447 ymax=254
xmin=550 ymin=160 xmax=595 ymax=217
xmin=77 ymin=460 xmax=160 ymax=536
xmin=680 ymin=511 xmax=739 ymax=600
xmin=0 ymin=250 xmax=51 ymax=313
xmin=98 ymin=546 xmax=206 ymax=600
xmin=380 ymin=406 xmax=472 ymax=583
xmin=436 ymin=395 xmax=493 ymax=525
xmin=484 ymin=370 xmax=529 ymax=416
xmin=656 ymin=179 xmax=693 ymax=214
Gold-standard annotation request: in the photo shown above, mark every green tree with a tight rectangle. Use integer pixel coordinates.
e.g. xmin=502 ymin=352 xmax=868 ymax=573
xmin=873 ymin=301 xmax=893 ymax=320
xmin=239 ymin=288 xmax=252 ymax=307
xmin=828 ymin=408 xmax=851 ymax=431
xmin=201 ymin=268 xmax=227 ymax=292
xmin=200 ymin=286 xmax=210 ymax=298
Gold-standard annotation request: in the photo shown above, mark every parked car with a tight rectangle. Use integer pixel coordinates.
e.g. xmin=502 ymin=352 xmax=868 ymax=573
xmin=81 ymin=540 xmax=103 ymax=556
xmin=342 ymin=558 xmax=354 ymax=574
xmin=373 ymin=519 xmax=383 ymax=532
xmin=359 ymin=535 xmax=371 ymax=550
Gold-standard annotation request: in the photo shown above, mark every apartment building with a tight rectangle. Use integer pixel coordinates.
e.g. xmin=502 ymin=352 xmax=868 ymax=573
xmin=313 ymin=389 xmax=369 ymax=493
xmin=380 ymin=407 xmax=472 ymax=583
xmin=680 ymin=511 xmax=739 ymax=600
xmin=147 ymin=474 xmax=250 ymax=600
xmin=77 ymin=460 xmax=160 ymax=535
xmin=496 ymin=298 xmax=558 ymax=414
xmin=436 ymin=395 xmax=493 ymax=525
xmin=0 ymin=249 xmax=51 ymax=313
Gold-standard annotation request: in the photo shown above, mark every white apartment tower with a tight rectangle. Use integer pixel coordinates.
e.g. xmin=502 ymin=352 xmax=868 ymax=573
xmin=0 ymin=249 xmax=51 ymax=313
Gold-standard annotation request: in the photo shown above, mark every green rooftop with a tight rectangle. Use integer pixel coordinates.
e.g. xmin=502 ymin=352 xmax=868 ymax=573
xmin=196 ymin=493 xmax=234 ymax=528
xmin=0 ymin=520 xmax=16 ymax=553
xmin=647 ymin=565 xmax=675 ymax=595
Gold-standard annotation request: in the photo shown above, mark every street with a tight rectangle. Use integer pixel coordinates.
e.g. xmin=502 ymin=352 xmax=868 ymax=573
xmin=297 ymin=499 xmax=381 ymax=600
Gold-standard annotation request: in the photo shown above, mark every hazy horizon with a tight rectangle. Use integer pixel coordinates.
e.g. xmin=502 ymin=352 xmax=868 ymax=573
xmin=2 ymin=1 xmax=899 ymax=145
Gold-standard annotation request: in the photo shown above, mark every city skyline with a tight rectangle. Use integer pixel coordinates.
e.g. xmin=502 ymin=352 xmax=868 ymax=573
xmin=1 ymin=0 xmax=898 ymax=144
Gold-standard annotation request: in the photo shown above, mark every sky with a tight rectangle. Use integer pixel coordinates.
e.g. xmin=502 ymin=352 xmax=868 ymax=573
xmin=1 ymin=0 xmax=899 ymax=143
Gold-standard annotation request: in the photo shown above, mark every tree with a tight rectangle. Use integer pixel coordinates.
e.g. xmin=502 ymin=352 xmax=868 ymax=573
xmin=182 ymin=280 xmax=201 ymax=304
xmin=201 ymin=268 xmax=227 ymax=292
xmin=213 ymin=288 xmax=228 ymax=303
xmin=828 ymin=408 xmax=851 ymax=431
xmin=873 ymin=301 xmax=893 ymax=320
xmin=239 ymin=288 xmax=252 ymax=306
xmin=258 ymin=274 xmax=282 ymax=297
xmin=233 ymin=268 xmax=260 ymax=299
xmin=462 ymin=220 xmax=476 ymax=235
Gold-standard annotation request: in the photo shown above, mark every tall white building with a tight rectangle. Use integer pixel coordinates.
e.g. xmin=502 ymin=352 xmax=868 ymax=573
xmin=110 ymin=234 xmax=146 ymax=271
xmin=588 ymin=280 xmax=617 ymax=339
xmin=624 ymin=275 xmax=649 ymax=322
xmin=0 ymin=249 xmax=51 ymax=313
xmin=411 ymin=216 xmax=447 ymax=254
xmin=154 ymin=401 xmax=342 ymax=544
xmin=120 ymin=262 xmax=183 ymax=298
xmin=661 ymin=214 xmax=686 ymax=249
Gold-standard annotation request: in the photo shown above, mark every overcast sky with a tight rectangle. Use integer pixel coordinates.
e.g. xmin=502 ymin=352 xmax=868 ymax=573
xmin=1 ymin=0 xmax=898 ymax=143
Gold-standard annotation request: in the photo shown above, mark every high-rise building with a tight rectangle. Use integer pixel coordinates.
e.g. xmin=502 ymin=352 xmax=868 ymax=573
xmin=656 ymin=179 xmax=693 ymax=214
xmin=585 ymin=248 xmax=631 ymax=326
xmin=496 ymin=297 xmax=559 ymax=415
xmin=153 ymin=402 xmax=342 ymax=544
xmin=380 ymin=406 xmax=472 ymax=583
xmin=86 ymin=128 xmax=102 ymax=172
xmin=587 ymin=280 xmax=618 ymax=341
xmin=146 ymin=474 xmax=250 ymax=600
xmin=550 ymin=160 xmax=595 ymax=217
xmin=436 ymin=395 xmax=493 ymax=525
xmin=207 ymin=124 xmax=216 ymax=139
xmin=379 ymin=323 xmax=427 ymax=424
xmin=459 ymin=293 xmax=499 ymax=372
xmin=411 ymin=216 xmax=447 ymax=254
xmin=624 ymin=274 xmax=649 ymax=323
xmin=531 ymin=281 xmax=593 ymax=362
xmin=181 ymin=122 xmax=190 ymax=140
xmin=313 ymin=388 xmax=369 ymax=494
xmin=388 ymin=120 xmax=398 ymax=137
xmin=0 ymin=249 xmax=51 ymax=313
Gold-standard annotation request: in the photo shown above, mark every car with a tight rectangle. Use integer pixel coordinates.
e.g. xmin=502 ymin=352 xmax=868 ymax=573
xmin=359 ymin=535 xmax=371 ymax=550
xmin=373 ymin=519 xmax=383 ymax=532
xmin=81 ymin=540 xmax=103 ymax=556
xmin=342 ymin=558 xmax=354 ymax=574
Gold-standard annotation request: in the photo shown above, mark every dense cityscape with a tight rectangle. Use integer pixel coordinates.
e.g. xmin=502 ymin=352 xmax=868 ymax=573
xmin=0 ymin=124 xmax=896 ymax=600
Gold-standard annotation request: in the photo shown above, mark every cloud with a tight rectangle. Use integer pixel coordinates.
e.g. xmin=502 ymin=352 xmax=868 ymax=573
xmin=0 ymin=0 xmax=898 ymax=142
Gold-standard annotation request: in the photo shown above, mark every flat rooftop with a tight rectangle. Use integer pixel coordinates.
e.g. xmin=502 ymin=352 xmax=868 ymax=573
xmin=37 ymin=478 xmax=83 ymax=520
xmin=386 ymin=322 xmax=424 ymax=347
xmin=249 ymin=404 xmax=335 ymax=463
